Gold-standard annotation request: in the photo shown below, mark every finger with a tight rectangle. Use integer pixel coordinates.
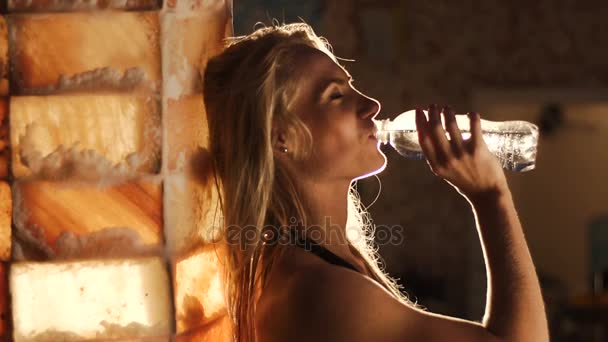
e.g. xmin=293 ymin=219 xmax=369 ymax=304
xmin=427 ymin=104 xmax=451 ymax=162
xmin=415 ymin=107 xmax=436 ymax=161
xmin=428 ymin=103 xmax=441 ymax=127
xmin=468 ymin=112 xmax=483 ymax=146
xmin=443 ymin=106 xmax=464 ymax=155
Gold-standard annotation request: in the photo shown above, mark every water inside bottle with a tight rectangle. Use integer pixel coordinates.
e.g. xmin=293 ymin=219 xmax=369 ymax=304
xmin=386 ymin=129 xmax=538 ymax=172
xmin=387 ymin=130 xmax=424 ymax=160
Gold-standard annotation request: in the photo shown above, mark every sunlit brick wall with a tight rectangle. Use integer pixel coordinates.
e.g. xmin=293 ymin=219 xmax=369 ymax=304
xmin=0 ymin=0 xmax=233 ymax=340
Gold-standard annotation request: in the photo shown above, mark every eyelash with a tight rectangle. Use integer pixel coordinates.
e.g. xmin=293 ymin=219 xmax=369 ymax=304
xmin=330 ymin=92 xmax=344 ymax=100
xmin=328 ymin=79 xmax=354 ymax=101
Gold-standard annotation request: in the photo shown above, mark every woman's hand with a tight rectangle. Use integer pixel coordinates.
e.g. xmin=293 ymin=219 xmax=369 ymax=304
xmin=415 ymin=104 xmax=509 ymax=201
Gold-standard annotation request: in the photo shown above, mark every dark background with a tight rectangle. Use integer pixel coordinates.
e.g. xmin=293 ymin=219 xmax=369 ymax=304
xmin=234 ymin=1 xmax=608 ymax=341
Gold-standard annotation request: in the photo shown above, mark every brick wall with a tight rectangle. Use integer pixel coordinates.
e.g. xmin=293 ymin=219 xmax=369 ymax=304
xmin=0 ymin=0 xmax=233 ymax=340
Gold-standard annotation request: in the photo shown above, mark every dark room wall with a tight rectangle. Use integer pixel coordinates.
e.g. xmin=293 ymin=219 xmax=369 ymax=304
xmin=233 ymin=0 xmax=608 ymax=328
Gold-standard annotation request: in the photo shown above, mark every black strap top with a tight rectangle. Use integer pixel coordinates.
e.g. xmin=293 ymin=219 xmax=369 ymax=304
xmin=290 ymin=229 xmax=359 ymax=273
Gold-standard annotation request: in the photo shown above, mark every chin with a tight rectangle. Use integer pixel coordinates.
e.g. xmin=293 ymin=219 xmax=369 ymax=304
xmin=353 ymin=152 xmax=387 ymax=181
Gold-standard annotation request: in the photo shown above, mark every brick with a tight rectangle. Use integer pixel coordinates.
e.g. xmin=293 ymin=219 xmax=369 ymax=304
xmin=81 ymin=337 xmax=169 ymax=342
xmin=8 ymin=0 xmax=160 ymax=12
xmin=174 ymin=243 xmax=227 ymax=333
xmin=10 ymin=257 xmax=172 ymax=341
xmin=0 ymin=263 xmax=8 ymax=340
xmin=164 ymin=95 xmax=209 ymax=172
xmin=0 ymin=98 xmax=7 ymax=180
xmin=0 ymin=182 xmax=10 ymax=261
xmin=8 ymin=11 xmax=160 ymax=95
xmin=0 ymin=17 xmax=8 ymax=96
xmin=160 ymin=1 xmax=232 ymax=98
xmin=12 ymin=178 xmax=162 ymax=260
xmin=9 ymin=94 xmax=161 ymax=179
xmin=164 ymin=173 xmax=221 ymax=256
xmin=174 ymin=314 xmax=232 ymax=342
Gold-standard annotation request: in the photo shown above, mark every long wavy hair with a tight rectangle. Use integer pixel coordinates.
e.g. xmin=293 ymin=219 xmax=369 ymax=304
xmin=204 ymin=22 xmax=413 ymax=342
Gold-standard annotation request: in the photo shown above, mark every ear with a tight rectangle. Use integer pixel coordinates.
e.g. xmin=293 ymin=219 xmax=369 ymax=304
xmin=276 ymin=132 xmax=287 ymax=145
xmin=271 ymin=123 xmax=287 ymax=144
xmin=274 ymin=133 xmax=288 ymax=155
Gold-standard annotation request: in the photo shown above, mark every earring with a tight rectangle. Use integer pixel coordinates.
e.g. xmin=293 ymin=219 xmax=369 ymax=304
xmin=280 ymin=146 xmax=288 ymax=153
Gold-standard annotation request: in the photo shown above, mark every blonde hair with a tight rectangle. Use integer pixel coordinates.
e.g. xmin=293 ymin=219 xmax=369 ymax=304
xmin=204 ymin=22 xmax=413 ymax=342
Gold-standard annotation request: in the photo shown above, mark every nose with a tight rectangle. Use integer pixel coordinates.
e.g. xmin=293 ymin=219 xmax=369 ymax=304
xmin=358 ymin=93 xmax=381 ymax=120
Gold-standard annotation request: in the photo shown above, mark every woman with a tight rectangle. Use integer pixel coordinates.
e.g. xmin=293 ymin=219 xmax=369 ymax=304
xmin=204 ymin=23 xmax=549 ymax=342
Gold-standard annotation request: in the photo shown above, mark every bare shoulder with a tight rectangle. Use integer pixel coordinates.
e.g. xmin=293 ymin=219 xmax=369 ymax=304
xmin=267 ymin=263 xmax=413 ymax=342
xmin=258 ymin=261 xmax=502 ymax=342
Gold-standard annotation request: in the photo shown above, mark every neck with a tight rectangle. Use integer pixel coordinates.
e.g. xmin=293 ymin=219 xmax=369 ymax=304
xmin=294 ymin=177 xmax=354 ymax=258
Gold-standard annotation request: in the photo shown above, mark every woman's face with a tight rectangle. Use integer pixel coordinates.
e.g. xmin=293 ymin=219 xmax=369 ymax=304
xmin=281 ymin=46 xmax=386 ymax=182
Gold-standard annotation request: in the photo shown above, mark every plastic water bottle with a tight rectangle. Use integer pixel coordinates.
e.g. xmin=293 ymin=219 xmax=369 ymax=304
xmin=374 ymin=110 xmax=539 ymax=172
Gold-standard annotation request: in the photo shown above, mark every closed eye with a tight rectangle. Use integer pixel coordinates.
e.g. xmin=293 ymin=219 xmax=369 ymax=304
xmin=319 ymin=76 xmax=353 ymax=102
xmin=330 ymin=92 xmax=344 ymax=100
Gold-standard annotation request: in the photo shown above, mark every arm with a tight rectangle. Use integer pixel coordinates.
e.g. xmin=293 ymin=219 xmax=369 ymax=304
xmin=416 ymin=104 xmax=549 ymax=341
xmin=469 ymin=188 xmax=549 ymax=341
